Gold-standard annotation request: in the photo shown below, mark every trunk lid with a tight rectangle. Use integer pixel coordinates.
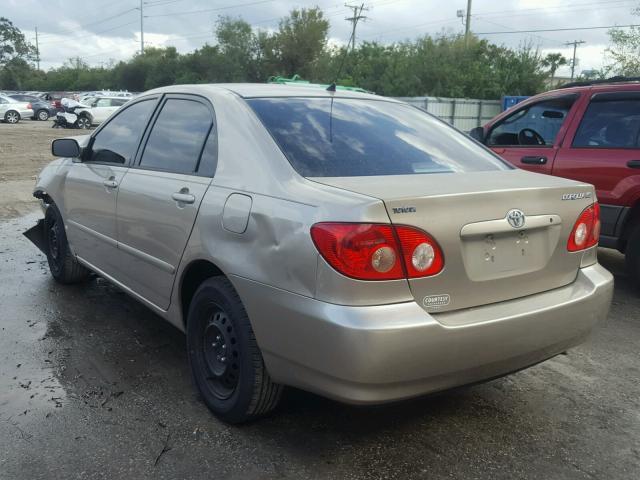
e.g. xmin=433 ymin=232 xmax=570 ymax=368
xmin=310 ymin=170 xmax=596 ymax=313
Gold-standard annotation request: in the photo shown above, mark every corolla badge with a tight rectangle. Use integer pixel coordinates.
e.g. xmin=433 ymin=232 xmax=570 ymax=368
xmin=506 ymin=209 xmax=526 ymax=229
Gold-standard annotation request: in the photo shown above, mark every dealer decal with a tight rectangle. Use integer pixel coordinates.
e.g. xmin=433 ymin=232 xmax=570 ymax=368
xmin=423 ymin=294 xmax=451 ymax=309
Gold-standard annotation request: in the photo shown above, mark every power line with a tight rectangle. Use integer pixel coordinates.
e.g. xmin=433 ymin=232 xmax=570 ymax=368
xmin=345 ymin=3 xmax=369 ymax=52
xmin=144 ymin=0 xmax=277 ymax=18
xmin=566 ymin=40 xmax=586 ymax=79
xmin=476 ymin=23 xmax=640 ymax=34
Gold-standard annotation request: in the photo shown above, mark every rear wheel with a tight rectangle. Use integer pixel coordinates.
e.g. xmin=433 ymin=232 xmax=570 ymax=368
xmin=44 ymin=204 xmax=90 ymax=284
xmin=37 ymin=109 xmax=49 ymax=121
xmin=625 ymin=223 xmax=640 ymax=286
xmin=4 ymin=111 xmax=19 ymax=124
xmin=187 ymin=277 xmax=283 ymax=423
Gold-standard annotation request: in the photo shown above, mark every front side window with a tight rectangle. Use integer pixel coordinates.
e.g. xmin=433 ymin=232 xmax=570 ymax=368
xmin=96 ymin=98 xmax=111 ymax=107
xmin=88 ymin=99 xmax=156 ymax=164
xmin=247 ymin=97 xmax=509 ymax=177
xmin=573 ymin=99 xmax=640 ymax=148
xmin=487 ymin=96 xmax=577 ymax=147
xmin=138 ymin=98 xmax=212 ymax=175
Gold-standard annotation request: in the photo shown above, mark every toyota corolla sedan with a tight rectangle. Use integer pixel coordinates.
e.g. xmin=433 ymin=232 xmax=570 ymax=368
xmin=25 ymin=84 xmax=614 ymax=423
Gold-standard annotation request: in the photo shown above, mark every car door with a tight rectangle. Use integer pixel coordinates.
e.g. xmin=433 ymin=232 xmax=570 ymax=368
xmin=486 ymin=94 xmax=580 ymax=175
xmin=61 ymin=97 xmax=159 ymax=279
xmin=88 ymin=97 xmax=110 ymax=123
xmin=553 ymin=91 xmax=640 ymax=238
xmin=115 ymin=95 xmax=216 ymax=309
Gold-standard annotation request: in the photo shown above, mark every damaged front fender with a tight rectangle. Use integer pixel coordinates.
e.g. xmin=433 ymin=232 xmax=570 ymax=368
xmin=23 ymin=219 xmax=48 ymax=255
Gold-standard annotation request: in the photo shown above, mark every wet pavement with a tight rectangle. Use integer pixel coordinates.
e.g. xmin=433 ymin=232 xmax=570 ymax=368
xmin=1 ymin=212 xmax=639 ymax=479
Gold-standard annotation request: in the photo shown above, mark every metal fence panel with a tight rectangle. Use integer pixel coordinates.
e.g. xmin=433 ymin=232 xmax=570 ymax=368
xmin=392 ymin=96 xmax=501 ymax=131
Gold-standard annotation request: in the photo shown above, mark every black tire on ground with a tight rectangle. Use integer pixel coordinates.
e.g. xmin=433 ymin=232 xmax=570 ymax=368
xmin=37 ymin=109 xmax=49 ymax=121
xmin=625 ymin=223 xmax=640 ymax=286
xmin=4 ymin=110 xmax=20 ymax=124
xmin=187 ymin=277 xmax=283 ymax=423
xmin=44 ymin=204 xmax=90 ymax=284
xmin=75 ymin=115 xmax=91 ymax=129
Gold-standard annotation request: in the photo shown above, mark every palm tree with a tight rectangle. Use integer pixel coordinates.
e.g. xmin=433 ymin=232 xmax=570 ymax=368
xmin=542 ymin=52 xmax=568 ymax=80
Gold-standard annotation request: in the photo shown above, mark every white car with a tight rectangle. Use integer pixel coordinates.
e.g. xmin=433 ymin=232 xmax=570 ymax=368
xmin=76 ymin=96 xmax=130 ymax=126
xmin=0 ymin=94 xmax=34 ymax=123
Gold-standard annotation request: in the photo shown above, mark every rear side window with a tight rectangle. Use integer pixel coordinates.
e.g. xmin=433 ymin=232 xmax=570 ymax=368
xmin=573 ymin=99 xmax=640 ymax=148
xmin=88 ymin=99 xmax=156 ymax=164
xmin=487 ymin=96 xmax=577 ymax=147
xmin=139 ymin=98 xmax=212 ymax=175
xmin=247 ymin=98 xmax=509 ymax=177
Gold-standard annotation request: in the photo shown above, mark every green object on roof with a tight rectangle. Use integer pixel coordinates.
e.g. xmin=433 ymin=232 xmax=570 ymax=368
xmin=267 ymin=75 xmax=370 ymax=93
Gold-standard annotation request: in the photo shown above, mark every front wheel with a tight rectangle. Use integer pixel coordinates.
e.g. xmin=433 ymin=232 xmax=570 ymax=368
xmin=4 ymin=111 xmax=19 ymax=124
xmin=187 ymin=277 xmax=283 ymax=423
xmin=44 ymin=204 xmax=90 ymax=284
xmin=625 ymin=223 xmax=640 ymax=287
xmin=75 ymin=116 xmax=91 ymax=129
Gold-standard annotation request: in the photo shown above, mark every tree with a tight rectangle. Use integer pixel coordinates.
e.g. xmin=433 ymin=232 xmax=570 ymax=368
xmin=0 ymin=17 xmax=35 ymax=66
xmin=542 ymin=53 xmax=568 ymax=79
xmin=272 ymin=8 xmax=329 ymax=78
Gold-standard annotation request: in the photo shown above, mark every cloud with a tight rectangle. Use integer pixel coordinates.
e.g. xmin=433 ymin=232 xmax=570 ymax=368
xmin=6 ymin=0 xmax=637 ymax=75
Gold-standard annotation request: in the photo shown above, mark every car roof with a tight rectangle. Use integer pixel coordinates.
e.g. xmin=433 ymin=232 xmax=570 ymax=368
xmin=145 ymin=83 xmax=389 ymax=101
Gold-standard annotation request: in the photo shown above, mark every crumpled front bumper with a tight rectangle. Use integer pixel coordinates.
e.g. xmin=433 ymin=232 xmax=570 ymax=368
xmin=234 ymin=263 xmax=614 ymax=405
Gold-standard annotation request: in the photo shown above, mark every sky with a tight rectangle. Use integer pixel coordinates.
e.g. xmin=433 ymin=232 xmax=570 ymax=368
xmin=3 ymin=0 xmax=639 ymax=76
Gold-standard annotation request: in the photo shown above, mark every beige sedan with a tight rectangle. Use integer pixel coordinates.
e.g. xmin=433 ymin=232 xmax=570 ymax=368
xmin=25 ymin=84 xmax=613 ymax=423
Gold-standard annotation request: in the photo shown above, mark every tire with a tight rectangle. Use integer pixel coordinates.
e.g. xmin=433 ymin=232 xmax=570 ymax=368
xmin=4 ymin=110 xmax=20 ymax=124
xmin=44 ymin=204 xmax=90 ymax=284
xmin=187 ymin=277 xmax=283 ymax=423
xmin=625 ymin=223 xmax=640 ymax=285
xmin=37 ymin=109 xmax=49 ymax=121
xmin=75 ymin=115 xmax=91 ymax=129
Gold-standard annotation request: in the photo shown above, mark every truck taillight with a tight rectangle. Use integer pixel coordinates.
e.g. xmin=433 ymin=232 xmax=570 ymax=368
xmin=567 ymin=202 xmax=600 ymax=252
xmin=310 ymin=223 xmax=444 ymax=280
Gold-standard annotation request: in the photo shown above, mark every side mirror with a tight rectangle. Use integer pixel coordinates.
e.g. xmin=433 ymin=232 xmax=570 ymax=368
xmin=469 ymin=126 xmax=486 ymax=143
xmin=52 ymin=138 xmax=81 ymax=158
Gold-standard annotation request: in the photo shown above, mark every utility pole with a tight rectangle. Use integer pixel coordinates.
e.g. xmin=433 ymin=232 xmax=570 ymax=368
xmin=465 ymin=0 xmax=472 ymax=47
xmin=140 ymin=0 xmax=144 ymax=54
xmin=565 ymin=40 xmax=585 ymax=80
xmin=35 ymin=26 xmax=40 ymax=70
xmin=345 ymin=3 xmax=368 ymax=52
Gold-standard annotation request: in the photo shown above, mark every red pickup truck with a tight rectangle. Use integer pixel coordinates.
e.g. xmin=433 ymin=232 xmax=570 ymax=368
xmin=471 ymin=78 xmax=640 ymax=284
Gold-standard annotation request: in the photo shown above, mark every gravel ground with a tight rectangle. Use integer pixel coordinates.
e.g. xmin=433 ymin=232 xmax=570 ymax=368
xmin=0 ymin=120 xmax=638 ymax=480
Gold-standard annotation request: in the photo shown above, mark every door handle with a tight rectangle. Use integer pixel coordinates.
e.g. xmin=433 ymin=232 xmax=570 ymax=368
xmin=172 ymin=192 xmax=196 ymax=204
xmin=103 ymin=179 xmax=118 ymax=188
xmin=521 ymin=156 xmax=547 ymax=165
xmin=627 ymin=160 xmax=640 ymax=168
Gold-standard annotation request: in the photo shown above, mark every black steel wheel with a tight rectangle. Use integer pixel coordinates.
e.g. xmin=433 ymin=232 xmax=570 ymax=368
xmin=44 ymin=204 xmax=90 ymax=284
xmin=187 ymin=277 xmax=282 ymax=423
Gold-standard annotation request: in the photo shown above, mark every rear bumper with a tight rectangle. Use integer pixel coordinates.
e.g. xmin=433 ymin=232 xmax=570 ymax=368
xmin=234 ymin=264 xmax=614 ymax=405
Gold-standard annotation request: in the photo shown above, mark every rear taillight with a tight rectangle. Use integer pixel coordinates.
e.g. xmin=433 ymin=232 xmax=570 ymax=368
xmin=27 ymin=103 xmax=32 ymax=109
xmin=567 ymin=202 xmax=600 ymax=252
xmin=310 ymin=223 xmax=444 ymax=281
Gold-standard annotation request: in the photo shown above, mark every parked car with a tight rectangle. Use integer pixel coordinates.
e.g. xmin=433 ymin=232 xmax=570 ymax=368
xmin=75 ymin=96 xmax=129 ymax=126
xmin=471 ymin=77 xmax=640 ymax=284
xmin=9 ymin=94 xmax=58 ymax=121
xmin=0 ymin=94 xmax=33 ymax=123
xmin=25 ymin=84 xmax=613 ymax=423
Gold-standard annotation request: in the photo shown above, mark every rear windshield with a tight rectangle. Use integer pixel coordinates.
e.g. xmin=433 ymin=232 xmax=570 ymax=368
xmin=247 ymin=97 xmax=510 ymax=177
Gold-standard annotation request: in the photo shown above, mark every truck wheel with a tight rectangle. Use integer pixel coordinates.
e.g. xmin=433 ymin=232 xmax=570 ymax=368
xmin=626 ymin=223 xmax=640 ymax=285
xmin=44 ymin=204 xmax=90 ymax=284
xmin=187 ymin=277 xmax=283 ymax=423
